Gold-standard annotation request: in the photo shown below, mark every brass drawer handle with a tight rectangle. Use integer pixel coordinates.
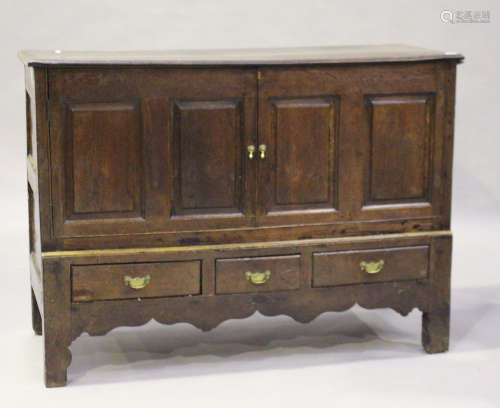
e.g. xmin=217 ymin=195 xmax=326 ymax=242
xmin=246 ymin=270 xmax=271 ymax=285
xmin=360 ymin=260 xmax=384 ymax=274
xmin=258 ymin=144 xmax=267 ymax=159
xmin=247 ymin=145 xmax=256 ymax=159
xmin=124 ymin=274 xmax=151 ymax=290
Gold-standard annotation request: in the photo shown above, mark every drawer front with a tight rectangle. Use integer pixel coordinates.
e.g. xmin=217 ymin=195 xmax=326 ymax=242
xmin=312 ymin=246 xmax=429 ymax=287
xmin=72 ymin=261 xmax=201 ymax=302
xmin=216 ymin=255 xmax=300 ymax=294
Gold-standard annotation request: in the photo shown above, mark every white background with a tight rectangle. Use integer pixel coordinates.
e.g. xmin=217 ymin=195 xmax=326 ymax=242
xmin=1 ymin=0 xmax=499 ymax=406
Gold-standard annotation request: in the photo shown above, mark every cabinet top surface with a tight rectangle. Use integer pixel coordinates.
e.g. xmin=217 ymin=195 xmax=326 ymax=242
xmin=18 ymin=44 xmax=463 ymax=66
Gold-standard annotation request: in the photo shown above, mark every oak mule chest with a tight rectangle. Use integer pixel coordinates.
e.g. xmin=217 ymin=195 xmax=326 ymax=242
xmin=18 ymin=45 xmax=463 ymax=387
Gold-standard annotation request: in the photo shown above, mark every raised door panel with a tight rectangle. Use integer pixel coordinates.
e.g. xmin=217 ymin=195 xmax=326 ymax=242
xmin=172 ymin=100 xmax=245 ymax=217
xmin=364 ymin=94 xmax=433 ymax=206
xmin=258 ymin=81 xmax=339 ymax=226
xmin=272 ymin=97 xmax=336 ymax=208
xmin=67 ymin=102 xmax=142 ymax=219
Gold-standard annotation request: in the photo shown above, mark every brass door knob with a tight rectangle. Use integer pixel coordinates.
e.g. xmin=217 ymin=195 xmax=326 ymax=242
xmin=259 ymin=144 xmax=267 ymax=159
xmin=247 ymin=145 xmax=256 ymax=159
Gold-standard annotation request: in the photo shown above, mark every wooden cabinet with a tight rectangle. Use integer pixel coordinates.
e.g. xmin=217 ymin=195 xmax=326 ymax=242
xmin=20 ymin=45 xmax=462 ymax=387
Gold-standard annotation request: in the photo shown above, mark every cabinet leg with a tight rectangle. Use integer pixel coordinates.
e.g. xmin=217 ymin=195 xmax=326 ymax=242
xmin=44 ymin=341 xmax=72 ymax=387
xmin=31 ymin=288 xmax=42 ymax=335
xmin=421 ymin=235 xmax=452 ymax=354
xmin=422 ymin=306 xmax=450 ymax=353
xmin=43 ymin=259 xmax=72 ymax=387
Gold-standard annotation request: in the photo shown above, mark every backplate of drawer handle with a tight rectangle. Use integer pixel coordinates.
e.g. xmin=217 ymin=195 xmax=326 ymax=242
xmin=124 ymin=274 xmax=151 ymax=290
xmin=245 ymin=270 xmax=271 ymax=285
xmin=360 ymin=260 xmax=385 ymax=274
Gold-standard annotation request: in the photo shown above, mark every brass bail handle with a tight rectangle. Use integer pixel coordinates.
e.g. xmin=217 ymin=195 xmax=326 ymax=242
xmin=124 ymin=274 xmax=151 ymax=290
xmin=246 ymin=270 xmax=271 ymax=285
xmin=360 ymin=260 xmax=384 ymax=274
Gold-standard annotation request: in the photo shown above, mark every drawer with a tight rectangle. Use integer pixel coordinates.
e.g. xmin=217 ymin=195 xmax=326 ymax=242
xmin=72 ymin=261 xmax=201 ymax=302
xmin=312 ymin=245 xmax=429 ymax=287
xmin=216 ymin=255 xmax=300 ymax=294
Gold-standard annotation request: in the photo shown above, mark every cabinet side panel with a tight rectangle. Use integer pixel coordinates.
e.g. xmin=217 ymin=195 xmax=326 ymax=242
xmin=30 ymin=67 xmax=55 ymax=251
xmin=440 ymin=62 xmax=457 ymax=228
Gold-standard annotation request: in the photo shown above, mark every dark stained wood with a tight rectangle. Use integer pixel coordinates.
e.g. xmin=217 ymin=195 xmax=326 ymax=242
xmin=440 ymin=62 xmax=458 ymax=229
xmin=39 ymin=231 xmax=452 ymax=386
xmin=25 ymin=62 xmax=458 ymax=250
xmin=72 ymin=260 xmax=201 ymax=302
xmin=42 ymin=259 xmax=72 ymax=387
xmin=172 ymin=99 xmax=245 ymax=216
xmin=48 ymin=68 xmax=257 ymax=240
xmin=264 ymin=96 xmax=337 ymax=212
xmin=38 ymin=231 xmax=451 ymax=384
xmin=365 ymin=94 xmax=433 ymax=205
xmin=215 ymin=255 xmax=300 ymax=294
xmin=21 ymin=48 xmax=460 ymax=386
xmin=257 ymin=71 xmax=341 ymax=226
xmin=312 ymin=245 xmax=429 ymax=287
xmin=47 ymin=219 xmax=441 ymax=250
xmin=257 ymin=63 xmax=445 ymax=230
xmin=27 ymin=184 xmax=35 ymax=255
xmin=72 ymin=280 xmax=426 ymax=335
xmin=25 ymin=67 xmax=46 ymax=262
xmin=67 ymin=101 xmax=142 ymax=217
xmin=422 ymin=234 xmax=452 ymax=353
xmin=25 ymin=91 xmax=33 ymax=157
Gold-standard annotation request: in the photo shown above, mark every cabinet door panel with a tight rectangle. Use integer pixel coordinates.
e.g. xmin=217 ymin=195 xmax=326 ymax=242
xmin=364 ymin=94 xmax=433 ymax=206
xmin=272 ymin=97 xmax=335 ymax=207
xmin=172 ymin=100 xmax=244 ymax=217
xmin=67 ymin=102 xmax=142 ymax=218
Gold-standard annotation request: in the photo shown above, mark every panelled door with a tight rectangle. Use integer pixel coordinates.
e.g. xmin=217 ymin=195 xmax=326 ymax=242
xmin=355 ymin=62 xmax=446 ymax=222
xmin=256 ymin=67 xmax=343 ymax=227
xmin=256 ymin=64 xmax=446 ymax=228
xmin=48 ymin=68 xmax=257 ymax=239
